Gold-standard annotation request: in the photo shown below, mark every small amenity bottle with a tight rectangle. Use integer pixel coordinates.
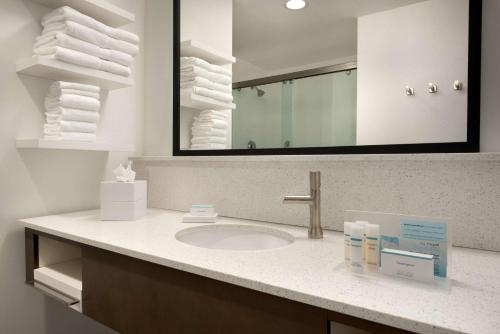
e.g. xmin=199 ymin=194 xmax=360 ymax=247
xmin=350 ymin=224 xmax=364 ymax=273
xmin=344 ymin=221 xmax=353 ymax=265
xmin=355 ymin=220 xmax=369 ymax=260
xmin=365 ymin=224 xmax=380 ymax=268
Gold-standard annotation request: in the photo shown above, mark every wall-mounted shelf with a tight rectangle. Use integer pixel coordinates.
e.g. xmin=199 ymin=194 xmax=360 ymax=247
xmin=16 ymin=56 xmax=133 ymax=91
xmin=181 ymin=92 xmax=236 ymax=111
xmin=181 ymin=40 xmax=236 ymax=66
xmin=16 ymin=138 xmax=134 ymax=152
xmin=30 ymin=0 xmax=135 ymax=27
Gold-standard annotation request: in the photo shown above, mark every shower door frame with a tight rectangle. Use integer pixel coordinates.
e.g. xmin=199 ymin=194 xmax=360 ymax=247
xmin=173 ymin=0 xmax=482 ymax=156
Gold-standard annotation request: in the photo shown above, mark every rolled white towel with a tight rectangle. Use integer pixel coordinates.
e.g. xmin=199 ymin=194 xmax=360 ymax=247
xmin=182 ymin=86 xmax=233 ymax=103
xmin=40 ymin=20 xmax=139 ymax=56
xmin=181 ymin=57 xmax=232 ymax=77
xmin=191 ymin=127 xmax=227 ymax=137
xmin=44 ymin=120 xmax=97 ymax=134
xmin=193 ymin=119 xmax=228 ymax=130
xmin=45 ymin=94 xmax=100 ymax=112
xmin=191 ymin=136 xmax=227 ymax=145
xmin=45 ymin=108 xmax=100 ymax=123
xmin=44 ymin=132 xmax=96 ymax=141
xmin=50 ymin=81 xmax=100 ymax=93
xmin=35 ymin=32 xmax=134 ymax=67
xmin=181 ymin=65 xmax=231 ymax=85
xmin=42 ymin=6 xmax=140 ymax=45
xmin=180 ymin=77 xmax=232 ymax=94
xmin=35 ymin=46 xmax=131 ymax=77
xmin=191 ymin=143 xmax=226 ymax=150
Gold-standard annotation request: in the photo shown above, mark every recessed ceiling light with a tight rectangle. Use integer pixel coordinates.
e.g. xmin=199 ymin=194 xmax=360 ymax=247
xmin=285 ymin=0 xmax=307 ymax=10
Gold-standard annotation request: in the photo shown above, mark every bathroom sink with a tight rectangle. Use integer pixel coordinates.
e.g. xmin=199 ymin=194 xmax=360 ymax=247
xmin=175 ymin=224 xmax=294 ymax=251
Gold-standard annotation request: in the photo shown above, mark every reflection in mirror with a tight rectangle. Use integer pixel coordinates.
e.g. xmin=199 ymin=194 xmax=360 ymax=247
xmin=178 ymin=0 xmax=475 ymax=153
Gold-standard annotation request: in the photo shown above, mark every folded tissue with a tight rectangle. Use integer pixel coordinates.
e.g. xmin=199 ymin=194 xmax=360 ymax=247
xmin=113 ymin=161 xmax=136 ymax=182
xmin=101 ymin=161 xmax=147 ymax=221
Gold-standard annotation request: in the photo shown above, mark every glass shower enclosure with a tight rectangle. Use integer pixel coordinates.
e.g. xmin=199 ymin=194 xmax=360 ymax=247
xmin=232 ymin=68 xmax=357 ymax=149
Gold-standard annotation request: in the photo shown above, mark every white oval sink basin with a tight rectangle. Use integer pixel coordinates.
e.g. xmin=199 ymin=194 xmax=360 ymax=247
xmin=175 ymin=224 xmax=294 ymax=251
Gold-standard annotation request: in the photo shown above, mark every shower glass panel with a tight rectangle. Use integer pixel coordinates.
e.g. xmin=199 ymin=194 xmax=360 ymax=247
xmin=232 ymin=69 xmax=357 ymax=149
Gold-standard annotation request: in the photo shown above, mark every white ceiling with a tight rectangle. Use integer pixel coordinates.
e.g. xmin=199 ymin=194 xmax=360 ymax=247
xmin=233 ymin=0 xmax=427 ymax=72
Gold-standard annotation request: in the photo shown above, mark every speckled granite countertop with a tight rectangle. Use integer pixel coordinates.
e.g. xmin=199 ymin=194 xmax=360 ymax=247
xmin=20 ymin=210 xmax=500 ymax=334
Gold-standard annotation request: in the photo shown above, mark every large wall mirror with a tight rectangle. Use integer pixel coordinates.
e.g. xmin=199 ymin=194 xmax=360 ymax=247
xmin=173 ymin=0 xmax=481 ymax=155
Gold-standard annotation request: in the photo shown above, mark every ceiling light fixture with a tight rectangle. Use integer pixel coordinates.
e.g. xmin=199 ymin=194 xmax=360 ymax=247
xmin=285 ymin=0 xmax=307 ymax=10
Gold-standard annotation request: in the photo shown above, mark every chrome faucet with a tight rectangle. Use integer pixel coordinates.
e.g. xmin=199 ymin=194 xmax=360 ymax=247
xmin=283 ymin=171 xmax=323 ymax=239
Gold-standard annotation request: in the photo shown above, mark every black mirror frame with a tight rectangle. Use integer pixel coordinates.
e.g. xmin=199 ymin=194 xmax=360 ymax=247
xmin=173 ymin=0 xmax=482 ymax=156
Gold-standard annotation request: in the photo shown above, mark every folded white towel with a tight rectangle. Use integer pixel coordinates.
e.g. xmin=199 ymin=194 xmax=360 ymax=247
xmin=193 ymin=119 xmax=228 ymax=130
xmin=191 ymin=136 xmax=227 ymax=145
xmin=45 ymin=94 xmax=100 ymax=112
xmin=40 ymin=20 xmax=139 ymax=56
xmin=181 ymin=57 xmax=232 ymax=77
xmin=47 ymin=88 xmax=99 ymax=99
xmin=35 ymin=46 xmax=131 ymax=77
xmin=35 ymin=32 xmax=134 ymax=67
xmin=45 ymin=108 xmax=100 ymax=123
xmin=44 ymin=120 xmax=97 ymax=134
xmin=50 ymin=81 xmax=100 ymax=93
xmin=181 ymin=65 xmax=231 ymax=85
xmin=44 ymin=132 xmax=96 ymax=141
xmin=191 ymin=143 xmax=226 ymax=150
xmin=196 ymin=115 xmax=226 ymax=122
xmin=182 ymin=86 xmax=233 ymax=103
xmin=192 ymin=127 xmax=227 ymax=137
xmin=200 ymin=110 xmax=228 ymax=118
xmin=42 ymin=6 xmax=140 ymax=45
xmin=180 ymin=76 xmax=232 ymax=94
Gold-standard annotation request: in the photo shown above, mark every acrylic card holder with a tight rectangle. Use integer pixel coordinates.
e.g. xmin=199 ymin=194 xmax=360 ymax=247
xmin=344 ymin=210 xmax=452 ymax=284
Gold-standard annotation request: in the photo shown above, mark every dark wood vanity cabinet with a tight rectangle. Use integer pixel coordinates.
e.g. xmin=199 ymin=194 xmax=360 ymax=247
xmin=25 ymin=229 xmax=414 ymax=334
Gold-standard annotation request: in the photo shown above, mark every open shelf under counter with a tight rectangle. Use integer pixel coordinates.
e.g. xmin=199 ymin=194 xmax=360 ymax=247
xmin=181 ymin=92 xmax=236 ymax=111
xmin=16 ymin=138 xmax=134 ymax=152
xmin=181 ymin=40 xmax=236 ymax=66
xmin=34 ymin=259 xmax=82 ymax=302
xmin=30 ymin=0 xmax=135 ymax=27
xmin=16 ymin=56 xmax=133 ymax=91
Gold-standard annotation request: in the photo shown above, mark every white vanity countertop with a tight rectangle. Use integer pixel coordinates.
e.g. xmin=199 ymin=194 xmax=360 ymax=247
xmin=20 ymin=210 xmax=500 ymax=334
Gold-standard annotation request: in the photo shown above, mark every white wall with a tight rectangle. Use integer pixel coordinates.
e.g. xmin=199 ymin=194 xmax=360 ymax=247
xmin=357 ymin=0 xmax=469 ymax=146
xmin=0 ymin=0 xmax=144 ymax=333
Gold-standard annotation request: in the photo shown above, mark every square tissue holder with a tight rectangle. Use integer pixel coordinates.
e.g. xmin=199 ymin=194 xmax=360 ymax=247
xmin=100 ymin=180 xmax=147 ymax=221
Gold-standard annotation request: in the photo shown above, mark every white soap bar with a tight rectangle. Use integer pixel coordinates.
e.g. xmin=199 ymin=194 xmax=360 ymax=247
xmin=380 ymin=248 xmax=435 ymax=283
xmin=190 ymin=205 xmax=215 ymax=216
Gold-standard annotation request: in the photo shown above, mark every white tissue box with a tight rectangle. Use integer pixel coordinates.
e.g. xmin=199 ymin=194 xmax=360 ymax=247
xmin=100 ymin=180 xmax=147 ymax=221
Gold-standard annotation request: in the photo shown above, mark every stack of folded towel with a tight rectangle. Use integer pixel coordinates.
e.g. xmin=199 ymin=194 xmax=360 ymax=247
xmin=181 ymin=57 xmax=233 ymax=105
xmin=191 ymin=110 xmax=229 ymax=150
xmin=43 ymin=81 xmax=100 ymax=141
xmin=33 ymin=6 xmax=139 ymax=77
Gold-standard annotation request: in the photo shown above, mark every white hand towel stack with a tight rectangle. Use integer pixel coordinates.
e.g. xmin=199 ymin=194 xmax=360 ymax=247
xmin=44 ymin=81 xmax=101 ymax=142
xmin=181 ymin=57 xmax=233 ymax=104
xmin=191 ymin=110 xmax=229 ymax=150
xmin=33 ymin=6 xmax=139 ymax=77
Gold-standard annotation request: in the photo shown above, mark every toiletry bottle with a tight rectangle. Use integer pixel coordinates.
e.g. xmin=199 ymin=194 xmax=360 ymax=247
xmin=365 ymin=224 xmax=380 ymax=268
xmin=350 ymin=224 xmax=364 ymax=273
xmin=355 ymin=221 xmax=369 ymax=261
xmin=344 ymin=221 xmax=353 ymax=265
